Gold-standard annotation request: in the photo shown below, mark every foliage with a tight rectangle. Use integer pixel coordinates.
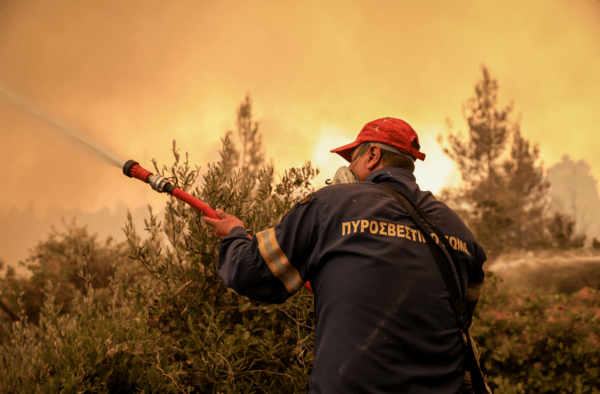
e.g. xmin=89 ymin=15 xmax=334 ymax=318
xmin=0 ymin=219 xmax=132 ymax=326
xmin=440 ymin=66 xmax=515 ymax=195
xmin=3 ymin=247 xmax=599 ymax=393
xmin=473 ymin=272 xmax=600 ymax=393
xmin=227 ymin=94 xmax=265 ymax=177
xmin=438 ymin=66 xmax=550 ymax=258
xmin=546 ymin=155 xmax=600 ymax=244
xmin=0 ymin=264 xmax=156 ymax=394
xmin=547 ymin=212 xmax=586 ymax=250
xmin=116 ymin=128 xmax=318 ymax=392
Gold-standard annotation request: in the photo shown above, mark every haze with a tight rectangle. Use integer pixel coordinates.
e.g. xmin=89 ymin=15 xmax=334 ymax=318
xmin=1 ymin=0 xmax=599 ymax=272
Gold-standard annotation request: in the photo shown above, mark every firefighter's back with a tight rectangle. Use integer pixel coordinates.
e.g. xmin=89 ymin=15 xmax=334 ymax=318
xmin=306 ymin=170 xmax=485 ymax=393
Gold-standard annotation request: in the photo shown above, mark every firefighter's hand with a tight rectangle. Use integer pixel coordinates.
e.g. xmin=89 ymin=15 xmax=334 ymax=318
xmin=202 ymin=209 xmax=245 ymax=239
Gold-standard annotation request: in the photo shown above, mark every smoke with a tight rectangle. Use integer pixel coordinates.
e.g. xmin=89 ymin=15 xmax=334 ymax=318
xmin=1 ymin=0 xmax=599 ymax=273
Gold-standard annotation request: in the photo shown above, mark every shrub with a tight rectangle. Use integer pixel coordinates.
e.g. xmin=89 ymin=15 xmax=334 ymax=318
xmin=473 ymin=272 xmax=600 ymax=393
xmin=0 ymin=220 xmax=133 ymax=329
xmin=120 ymin=134 xmax=318 ymax=392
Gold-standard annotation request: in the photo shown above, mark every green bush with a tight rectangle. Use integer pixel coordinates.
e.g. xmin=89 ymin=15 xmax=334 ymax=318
xmin=119 ymin=134 xmax=318 ymax=392
xmin=473 ymin=272 xmax=600 ymax=393
xmin=0 ymin=220 xmax=134 ymax=327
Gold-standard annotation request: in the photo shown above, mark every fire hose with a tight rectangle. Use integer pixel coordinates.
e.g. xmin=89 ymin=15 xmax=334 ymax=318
xmin=123 ymin=160 xmax=313 ymax=293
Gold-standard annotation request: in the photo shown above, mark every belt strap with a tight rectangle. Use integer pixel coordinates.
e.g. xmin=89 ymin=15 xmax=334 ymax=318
xmin=380 ymin=183 xmax=469 ymax=330
xmin=380 ymin=183 xmax=493 ymax=393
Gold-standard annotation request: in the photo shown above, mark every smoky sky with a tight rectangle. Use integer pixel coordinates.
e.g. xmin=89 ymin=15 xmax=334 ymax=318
xmin=1 ymin=0 xmax=600 ymax=254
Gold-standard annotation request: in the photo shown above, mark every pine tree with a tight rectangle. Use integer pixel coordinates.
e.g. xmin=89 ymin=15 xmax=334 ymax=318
xmin=547 ymin=155 xmax=600 ymax=243
xmin=441 ymin=66 xmax=513 ymax=203
xmin=439 ymin=66 xmax=549 ymax=257
xmin=229 ymin=94 xmax=265 ymax=177
xmin=501 ymin=127 xmax=549 ymax=248
xmin=547 ymin=212 xmax=586 ymax=249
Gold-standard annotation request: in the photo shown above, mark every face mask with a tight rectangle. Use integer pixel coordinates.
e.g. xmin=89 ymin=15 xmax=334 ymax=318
xmin=325 ymin=166 xmax=358 ymax=185
xmin=325 ymin=142 xmax=369 ymax=185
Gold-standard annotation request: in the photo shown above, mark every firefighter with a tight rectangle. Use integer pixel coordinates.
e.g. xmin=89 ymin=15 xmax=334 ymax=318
xmin=203 ymin=117 xmax=487 ymax=394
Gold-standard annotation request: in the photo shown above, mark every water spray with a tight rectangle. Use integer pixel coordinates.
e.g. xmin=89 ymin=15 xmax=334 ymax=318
xmin=0 ymin=86 xmax=125 ymax=168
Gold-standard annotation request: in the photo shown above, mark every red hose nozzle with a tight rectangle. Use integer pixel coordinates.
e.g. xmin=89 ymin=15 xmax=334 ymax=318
xmin=122 ymin=159 xmax=219 ymax=219
xmin=123 ymin=159 xmax=140 ymax=178
xmin=123 ymin=159 xmax=151 ymax=182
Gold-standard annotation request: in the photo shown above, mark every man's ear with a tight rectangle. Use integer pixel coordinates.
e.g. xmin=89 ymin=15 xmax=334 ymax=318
xmin=366 ymin=145 xmax=383 ymax=170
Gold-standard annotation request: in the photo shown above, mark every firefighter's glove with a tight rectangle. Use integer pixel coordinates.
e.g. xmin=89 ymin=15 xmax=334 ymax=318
xmin=202 ymin=209 xmax=245 ymax=239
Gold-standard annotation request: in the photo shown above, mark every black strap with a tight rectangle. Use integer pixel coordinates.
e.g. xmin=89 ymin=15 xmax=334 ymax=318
xmin=380 ymin=183 xmax=469 ymax=330
xmin=380 ymin=183 xmax=492 ymax=393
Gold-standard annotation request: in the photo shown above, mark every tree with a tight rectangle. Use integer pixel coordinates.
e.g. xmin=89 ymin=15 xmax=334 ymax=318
xmin=228 ymin=94 xmax=265 ymax=177
xmin=501 ymin=127 xmax=549 ymax=248
xmin=0 ymin=218 xmax=132 ymax=326
xmin=546 ymin=155 xmax=600 ymax=244
xmin=441 ymin=66 xmax=514 ymax=202
xmin=438 ymin=66 xmax=549 ymax=258
xmin=547 ymin=212 xmax=586 ymax=249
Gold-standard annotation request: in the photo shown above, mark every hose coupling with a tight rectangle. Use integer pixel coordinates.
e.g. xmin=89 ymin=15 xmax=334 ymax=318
xmin=147 ymin=174 xmax=170 ymax=193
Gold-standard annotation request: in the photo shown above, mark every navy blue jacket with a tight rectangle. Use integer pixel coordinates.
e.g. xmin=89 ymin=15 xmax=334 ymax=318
xmin=218 ymin=167 xmax=487 ymax=393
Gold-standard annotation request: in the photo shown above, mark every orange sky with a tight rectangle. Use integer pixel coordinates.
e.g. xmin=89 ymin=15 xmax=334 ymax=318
xmin=1 ymin=0 xmax=600 ymax=269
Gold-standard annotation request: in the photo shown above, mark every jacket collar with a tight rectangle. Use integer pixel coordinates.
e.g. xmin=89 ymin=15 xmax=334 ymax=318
xmin=365 ymin=167 xmax=416 ymax=184
xmin=364 ymin=167 xmax=420 ymax=197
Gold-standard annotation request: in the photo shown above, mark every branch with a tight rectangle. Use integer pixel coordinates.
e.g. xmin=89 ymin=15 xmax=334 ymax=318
xmin=0 ymin=297 xmax=19 ymax=322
